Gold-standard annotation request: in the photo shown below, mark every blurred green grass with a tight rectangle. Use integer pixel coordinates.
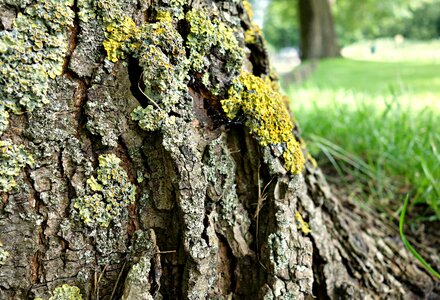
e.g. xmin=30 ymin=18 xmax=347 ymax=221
xmin=342 ymin=39 xmax=440 ymax=63
xmin=298 ymin=58 xmax=440 ymax=103
xmin=286 ymin=51 xmax=440 ymax=220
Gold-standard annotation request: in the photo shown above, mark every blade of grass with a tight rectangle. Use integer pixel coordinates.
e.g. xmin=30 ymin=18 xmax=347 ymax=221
xmin=420 ymin=157 xmax=439 ymax=197
xmin=399 ymin=195 xmax=440 ymax=279
xmin=310 ymin=134 xmax=376 ymax=180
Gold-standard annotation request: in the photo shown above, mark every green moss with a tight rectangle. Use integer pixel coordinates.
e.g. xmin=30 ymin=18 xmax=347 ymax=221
xmin=0 ymin=140 xmax=35 ymax=192
xmin=185 ymin=8 xmax=244 ymax=73
xmin=221 ymin=71 xmax=305 ymax=174
xmin=0 ymin=0 xmax=73 ymax=118
xmin=0 ymin=241 xmax=10 ymax=266
xmin=35 ymin=284 xmax=82 ymax=300
xmin=73 ymin=154 xmax=136 ymax=228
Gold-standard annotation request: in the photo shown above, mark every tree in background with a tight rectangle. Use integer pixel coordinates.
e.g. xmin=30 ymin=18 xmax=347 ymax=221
xmin=264 ymin=0 xmax=440 ymax=51
xmin=386 ymin=0 xmax=440 ymax=40
xmin=263 ymin=0 xmax=300 ymax=51
xmin=263 ymin=0 xmax=340 ymax=60
xmin=298 ymin=0 xmax=340 ymax=59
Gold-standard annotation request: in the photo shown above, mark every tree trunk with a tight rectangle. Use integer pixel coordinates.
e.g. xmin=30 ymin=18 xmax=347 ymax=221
xmin=298 ymin=0 xmax=340 ymax=60
xmin=0 ymin=1 xmax=437 ymax=299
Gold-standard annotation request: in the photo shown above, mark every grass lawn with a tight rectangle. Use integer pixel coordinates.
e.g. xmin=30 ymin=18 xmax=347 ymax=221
xmin=301 ymin=58 xmax=440 ymax=102
xmin=285 ymin=51 xmax=440 ymax=221
xmin=342 ymin=38 xmax=440 ymax=63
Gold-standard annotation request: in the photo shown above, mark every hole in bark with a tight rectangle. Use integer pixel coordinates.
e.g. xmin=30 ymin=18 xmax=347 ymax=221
xmin=127 ymin=57 xmax=149 ymax=108
xmin=177 ymin=18 xmax=190 ymax=55
xmin=311 ymin=238 xmax=330 ymax=300
xmin=247 ymin=43 xmax=270 ymax=77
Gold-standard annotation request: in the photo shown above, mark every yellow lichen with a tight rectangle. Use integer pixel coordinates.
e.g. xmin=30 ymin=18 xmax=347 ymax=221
xmin=295 ymin=211 xmax=311 ymax=235
xmin=156 ymin=10 xmax=173 ymax=22
xmin=0 ymin=106 xmax=9 ymax=135
xmin=307 ymin=153 xmax=318 ymax=168
xmin=245 ymin=23 xmax=263 ymax=44
xmin=221 ymin=71 xmax=305 ymax=174
xmin=243 ymin=0 xmax=254 ymax=20
xmin=99 ymin=8 xmax=188 ymax=132
xmin=102 ymin=16 xmax=139 ymax=62
xmin=242 ymin=1 xmax=265 ymax=46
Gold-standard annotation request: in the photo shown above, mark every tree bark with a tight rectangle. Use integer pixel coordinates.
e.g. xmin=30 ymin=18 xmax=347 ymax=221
xmin=298 ymin=0 xmax=340 ymax=60
xmin=0 ymin=1 xmax=438 ymax=299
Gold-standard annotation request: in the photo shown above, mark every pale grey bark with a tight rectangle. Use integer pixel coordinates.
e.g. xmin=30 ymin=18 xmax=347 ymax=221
xmin=0 ymin=0 xmax=438 ymax=299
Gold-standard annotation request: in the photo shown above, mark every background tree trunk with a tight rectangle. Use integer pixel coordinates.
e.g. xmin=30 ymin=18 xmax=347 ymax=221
xmin=298 ymin=0 xmax=340 ymax=59
xmin=0 ymin=1 xmax=438 ymax=299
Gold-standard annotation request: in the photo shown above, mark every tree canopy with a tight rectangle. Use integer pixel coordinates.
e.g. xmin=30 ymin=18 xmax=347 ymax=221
xmin=263 ymin=0 xmax=440 ymax=50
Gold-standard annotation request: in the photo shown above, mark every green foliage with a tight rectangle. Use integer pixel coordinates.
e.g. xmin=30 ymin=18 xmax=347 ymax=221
xmin=0 ymin=140 xmax=35 ymax=192
xmin=288 ymin=58 xmax=440 ymax=219
xmin=73 ymin=154 xmax=136 ymax=228
xmin=263 ymin=0 xmax=299 ymax=49
xmin=263 ymin=0 xmax=440 ymax=50
xmin=334 ymin=0 xmax=440 ymax=44
xmin=334 ymin=0 xmax=403 ymax=44
xmin=399 ymin=1 xmax=440 ymax=39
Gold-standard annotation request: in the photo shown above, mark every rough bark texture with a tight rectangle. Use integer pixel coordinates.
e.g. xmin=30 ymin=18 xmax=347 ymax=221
xmin=298 ymin=0 xmax=339 ymax=60
xmin=0 ymin=1 xmax=438 ymax=299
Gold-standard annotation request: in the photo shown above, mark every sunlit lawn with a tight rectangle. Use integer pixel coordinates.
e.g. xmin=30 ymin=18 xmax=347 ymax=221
xmin=342 ymin=38 xmax=440 ymax=63
xmin=285 ymin=42 xmax=440 ymax=221
xmin=300 ymin=58 xmax=440 ymax=106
